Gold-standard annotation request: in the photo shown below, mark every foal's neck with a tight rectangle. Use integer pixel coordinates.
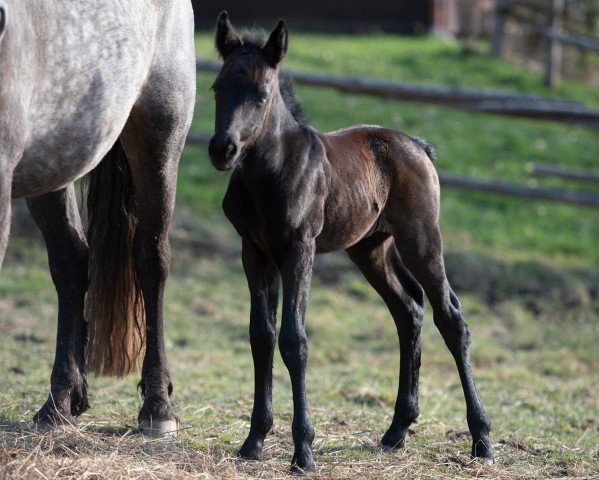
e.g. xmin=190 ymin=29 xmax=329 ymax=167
xmin=244 ymin=88 xmax=303 ymax=173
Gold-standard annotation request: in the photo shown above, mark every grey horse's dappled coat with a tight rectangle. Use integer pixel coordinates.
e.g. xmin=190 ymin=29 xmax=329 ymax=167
xmin=0 ymin=1 xmax=196 ymax=435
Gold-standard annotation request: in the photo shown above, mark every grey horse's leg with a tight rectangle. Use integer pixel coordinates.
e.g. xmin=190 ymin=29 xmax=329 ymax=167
xmin=346 ymin=233 xmax=424 ymax=450
xmin=0 ymin=170 xmax=10 ymax=270
xmin=119 ymin=82 xmax=194 ymax=435
xmin=27 ymin=185 xmax=89 ymax=426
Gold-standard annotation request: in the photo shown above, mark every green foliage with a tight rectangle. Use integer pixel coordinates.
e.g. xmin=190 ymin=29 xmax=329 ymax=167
xmin=190 ymin=32 xmax=599 ymax=265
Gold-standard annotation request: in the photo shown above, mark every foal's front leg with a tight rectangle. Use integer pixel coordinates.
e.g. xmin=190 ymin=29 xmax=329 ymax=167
xmin=278 ymin=240 xmax=316 ymax=473
xmin=239 ymin=239 xmax=279 ymax=460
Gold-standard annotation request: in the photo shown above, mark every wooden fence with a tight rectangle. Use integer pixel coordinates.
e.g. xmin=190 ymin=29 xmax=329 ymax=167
xmin=193 ymin=61 xmax=599 ymax=208
xmin=196 ymin=59 xmax=599 ymax=130
xmin=490 ymin=0 xmax=599 ymax=87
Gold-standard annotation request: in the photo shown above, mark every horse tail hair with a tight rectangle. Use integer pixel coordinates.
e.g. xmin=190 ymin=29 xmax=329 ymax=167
xmin=410 ymin=136 xmax=436 ymax=163
xmin=84 ymin=139 xmax=145 ymax=377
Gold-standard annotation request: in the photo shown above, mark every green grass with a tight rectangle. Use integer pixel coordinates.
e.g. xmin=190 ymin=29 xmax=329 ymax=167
xmin=1 ymin=246 xmax=598 ymax=478
xmin=191 ymin=31 xmax=599 ymax=266
xmin=1 ymin=32 xmax=599 ymax=479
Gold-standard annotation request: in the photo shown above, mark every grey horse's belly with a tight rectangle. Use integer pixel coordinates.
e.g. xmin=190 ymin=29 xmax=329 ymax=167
xmin=12 ymin=70 xmax=139 ymax=198
xmin=12 ymin=126 xmax=119 ymax=198
xmin=8 ymin=0 xmax=158 ymax=198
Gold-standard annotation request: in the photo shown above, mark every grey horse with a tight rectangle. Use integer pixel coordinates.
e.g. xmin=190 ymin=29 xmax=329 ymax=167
xmin=0 ymin=0 xmax=196 ymax=434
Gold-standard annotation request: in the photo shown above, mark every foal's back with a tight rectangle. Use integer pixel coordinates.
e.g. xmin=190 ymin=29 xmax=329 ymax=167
xmin=314 ymin=125 xmax=439 ymax=253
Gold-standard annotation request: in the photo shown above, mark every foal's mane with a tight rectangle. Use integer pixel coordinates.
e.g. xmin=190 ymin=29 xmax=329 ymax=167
xmin=233 ymin=29 xmax=307 ymax=125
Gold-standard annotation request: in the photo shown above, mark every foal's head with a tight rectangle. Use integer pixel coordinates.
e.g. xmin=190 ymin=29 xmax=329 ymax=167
xmin=209 ymin=12 xmax=288 ymax=171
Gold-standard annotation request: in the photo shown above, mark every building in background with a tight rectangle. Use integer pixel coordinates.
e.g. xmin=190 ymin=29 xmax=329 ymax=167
xmin=193 ymin=0 xmax=427 ymax=34
xmin=430 ymin=0 xmax=495 ymax=37
xmin=192 ymin=0 xmax=494 ymax=36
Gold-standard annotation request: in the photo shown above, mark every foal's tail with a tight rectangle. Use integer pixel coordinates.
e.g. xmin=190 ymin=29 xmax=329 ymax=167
xmin=84 ymin=140 xmax=145 ymax=377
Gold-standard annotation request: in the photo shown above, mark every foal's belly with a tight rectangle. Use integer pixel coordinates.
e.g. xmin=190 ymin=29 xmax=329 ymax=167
xmin=315 ymin=188 xmax=383 ymax=253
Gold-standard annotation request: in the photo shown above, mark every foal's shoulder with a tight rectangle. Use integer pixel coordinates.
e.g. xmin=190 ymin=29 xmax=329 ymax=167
xmin=222 ymin=170 xmax=252 ymax=226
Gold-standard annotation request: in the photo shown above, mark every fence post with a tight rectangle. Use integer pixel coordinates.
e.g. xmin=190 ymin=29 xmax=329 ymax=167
xmin=544 ymin=0 xmax=564 ymax=88
xmin=490 ymin=0 xmax=508 ymax=58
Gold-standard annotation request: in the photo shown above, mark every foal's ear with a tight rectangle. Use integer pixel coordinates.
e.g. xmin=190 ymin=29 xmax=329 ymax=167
xmin=263 ymin=20 xmax=288 ymax=67
xmin=215 ymin=11 xmax=242 ymax=60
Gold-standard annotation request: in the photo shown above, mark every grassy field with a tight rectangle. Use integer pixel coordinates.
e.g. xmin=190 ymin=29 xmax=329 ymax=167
xmin=1 ymin=31 xmax=598 ymax=479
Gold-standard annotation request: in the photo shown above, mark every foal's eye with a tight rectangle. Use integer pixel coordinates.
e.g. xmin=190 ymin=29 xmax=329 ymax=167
xmin=257 ymin=93 xmax=269 ymax=104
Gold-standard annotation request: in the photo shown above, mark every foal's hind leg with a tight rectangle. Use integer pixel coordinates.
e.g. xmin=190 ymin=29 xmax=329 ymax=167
xmin=347 ymin=233 xmax=424 ymax=450
xmin=391 ymin=208 xmax=493 ymax=461
xmin=27 ymin=185 xmax=89 ymax=426
xmin=238 ymin=238 xmax=279 ymax=460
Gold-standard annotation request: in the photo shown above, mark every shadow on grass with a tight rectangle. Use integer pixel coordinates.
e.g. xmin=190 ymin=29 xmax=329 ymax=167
xmin=0 ymin=414 xmax=136 ymax=439
xmin=7 ymin=208 xmax=598 ymax=316
xmin=82 ymin=423 xmax=137 ymax=436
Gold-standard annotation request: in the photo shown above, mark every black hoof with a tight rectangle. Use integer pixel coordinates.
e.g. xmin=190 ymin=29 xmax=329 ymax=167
xmin=472 ymin=436 xmax=494 ymax=464
xmin=33 ymin=399 xmax=77 ymax=428
xmin=290 ymin=451 xmax=316 ymax=475
xmin=381 ymin=425 xmax=408 ymax=450
xmin=238 ymin=437 xmax=264 ymax=460
xmin=290 ymin=462 xmax=316 ymax=475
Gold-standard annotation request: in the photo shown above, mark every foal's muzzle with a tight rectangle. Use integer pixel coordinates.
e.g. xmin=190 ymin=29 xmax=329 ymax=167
xmin=208 ymin=134 xmax=240 ymax=171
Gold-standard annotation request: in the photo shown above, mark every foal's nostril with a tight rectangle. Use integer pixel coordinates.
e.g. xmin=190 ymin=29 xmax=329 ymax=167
xmin=208 ymin=135 xmax=240 ymax=170
xmin=225 ymin=142 xmax=237 ymax=161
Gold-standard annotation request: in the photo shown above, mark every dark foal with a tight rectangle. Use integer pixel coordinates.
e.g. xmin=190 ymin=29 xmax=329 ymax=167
xmin=209 ymin=12 xmax=493 ymax=473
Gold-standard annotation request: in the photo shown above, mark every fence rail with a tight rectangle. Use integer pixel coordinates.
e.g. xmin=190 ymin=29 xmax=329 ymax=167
xmin=543 ymin=29 xmax=599 ymax=54
xmin=532 ymin=164 xmax=599 ymax=185
xmin=490 ymin=0 xmax=599 ymax=87
xmin=196 ymin=59 xmax=599 ymax=130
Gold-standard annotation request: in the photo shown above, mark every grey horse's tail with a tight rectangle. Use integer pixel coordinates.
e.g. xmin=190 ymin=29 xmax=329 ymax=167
xmin=84 ymin=140 xmax=145 ymax=377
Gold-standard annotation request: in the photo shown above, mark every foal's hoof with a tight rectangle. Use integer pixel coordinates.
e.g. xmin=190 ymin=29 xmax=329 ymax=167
xmin=380 ymin=437 xmax=405 ymax=451
xmin=290 ymin=462 xmax=316 ymax=476
xmin=290 ymin=452 xmax=316 ymax=475
xmin=238 ymin=438 xmax=264 ymax=460
xmin=139 ymin=419 xmax=178 ymax=437
xmin=380 ymin=426 xmax=408 ymax=450
xmin=472 ymin=437 xmax=494 ymax=464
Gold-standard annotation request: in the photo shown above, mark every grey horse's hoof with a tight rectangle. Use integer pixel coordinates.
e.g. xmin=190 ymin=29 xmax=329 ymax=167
xmin=33 ymin=421 xmax=77 ymax=434
xmin=139 ymin=419 xmax=178 ymax=437
xmin=33 ymin=421 xmax=54 ymax=433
